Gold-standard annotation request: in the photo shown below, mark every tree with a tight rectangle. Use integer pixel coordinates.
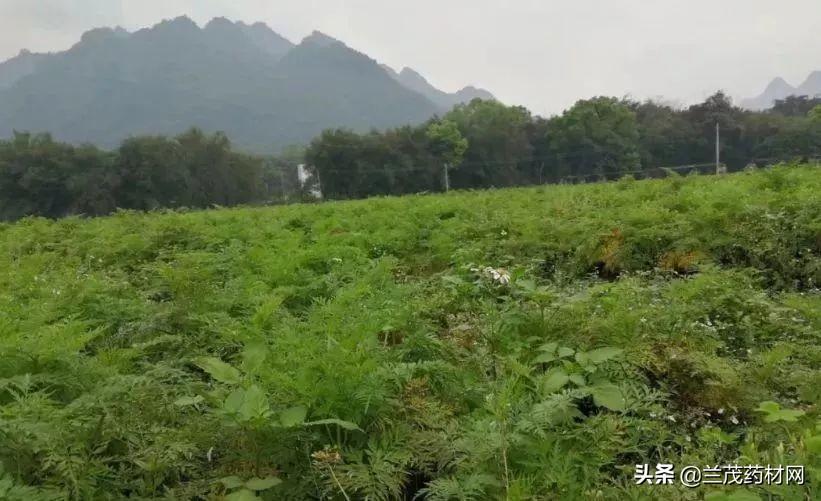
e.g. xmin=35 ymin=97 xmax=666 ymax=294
xmin=114 ymin=128 xmax=264 ymax=210
xmin=630 ymin=100 xmax=699 ymax=168
xmin=772 ymin=96 xmax=821 ymax=117
xmin=444 ymin=99 xmax=534 ymax=187
xmin=116 ymin=135 xmax=187 ymax=209
xmin=0 ymin=132 xmax=114 ymax=220
xmin=425 ymin=119 xmax=467 ymax=167
xmin=426 ymin=119 xmax=467 ymax=190
xmin=685 ymin=91 xmax=747 ymax=168
xmin=547 ymin=97 xmax=641 ymax=179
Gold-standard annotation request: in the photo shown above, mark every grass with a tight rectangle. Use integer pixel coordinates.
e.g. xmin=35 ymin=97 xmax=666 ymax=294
xmin=0 ymin=165 xmax=819 ymax=500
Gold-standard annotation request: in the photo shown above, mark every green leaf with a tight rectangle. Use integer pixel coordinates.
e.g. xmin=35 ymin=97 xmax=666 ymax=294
xmin=244 ymin=476 xmax=282 ymax=491
xmin=279 ymin=406 xmax=308 ymax=427
xmin=174 ymin=395 xmax=204 ymax=407
xmin=540 ymin=368 xmax=569 ymax=394
xmin=756 ymin=401 xmax=805 ymax=422
xmin=239 ymin=384 xmax=270 ymax=421
xmin=568 ymin=374 xmax=586 ymax=386
xmin=195 ymin=357 xmax=241 ymax=385
xmin=805 ymin=435 xmax=821 ymax=455
xmin=591 ymin=384 xmax=626 ymax=411
xmin=531 ymin=395 xmax=582 ymax=425
xmin=304 ymin=418 xmax=363 ymax=431
xmin=574 ymin=351 xmax=590 ymax=367
xmin=538 ymin=342 xmax=558 ymax=354
xmin=223 ymin=388 xmax=246 ymax=414
xmin=757 ymin=401 xmax=780 ymax=413
xmin=765 ymin=409 xmax=805 ymax=422
xmin=698 ymin=426 xmax=737 ymax=445
xmin=218 ymin=476 xmax=245 ymax=489
xmin=242 ymin=341 xmax=268 ymax=373
xmin=585 ymin=347 xmax=623 ymax=364
xmin=557 ymin=347 xmax=575 ymax=358
xmin=226 ymin=489 xmax=259 ymax=501
xmin=532 ymin=352 xmax=557 ymax=364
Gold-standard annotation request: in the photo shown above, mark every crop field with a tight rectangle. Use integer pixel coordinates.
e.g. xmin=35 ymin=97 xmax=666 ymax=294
xmin=1 ymin=165 xmax=820 ymax=500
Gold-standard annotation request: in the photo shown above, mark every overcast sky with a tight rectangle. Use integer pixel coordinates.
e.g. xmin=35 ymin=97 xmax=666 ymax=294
xmin=0 ymin=0 xmax=818 ymax=115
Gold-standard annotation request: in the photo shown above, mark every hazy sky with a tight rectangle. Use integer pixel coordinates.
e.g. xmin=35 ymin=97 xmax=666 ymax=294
xmin=0 ymin=0 xmax=819 ymax=115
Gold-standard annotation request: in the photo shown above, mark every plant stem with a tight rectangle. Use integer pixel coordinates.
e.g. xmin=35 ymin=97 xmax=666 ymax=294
xmin=328 ymin=465 xmax=351 ymax=501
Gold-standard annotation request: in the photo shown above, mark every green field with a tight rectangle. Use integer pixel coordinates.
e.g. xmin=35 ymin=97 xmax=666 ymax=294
xmin=1 ymin=166 xmax=820 ymax=500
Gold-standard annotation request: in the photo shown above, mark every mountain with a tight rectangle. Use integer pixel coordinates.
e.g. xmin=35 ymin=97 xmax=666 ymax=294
xmin=741 ymin=72 xmax=821 ymax=110
xmin=233 ymin=20 xmax=294 ymax=58
xmin=0 ymin=17 xmax=492 ymax=152
xmin=384 ymin=65 xmax=495 ymax=109
xmin=796 ymin=71 xmax=821 ymax=98
xmin=0 ymin=49 xmax=51 ymax=90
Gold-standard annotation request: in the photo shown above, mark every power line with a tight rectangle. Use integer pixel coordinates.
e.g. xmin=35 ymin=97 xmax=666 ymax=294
xmin=303 ymin=134 xmax=752 ymax=171
xmin=276 ymin=157 xmax=818 ymax=203
xmin=303 ymin=160 xmax=722 ymax=179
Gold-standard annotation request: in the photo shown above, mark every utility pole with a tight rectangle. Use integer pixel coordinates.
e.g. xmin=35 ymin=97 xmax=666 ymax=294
xmin=444 ymin=163 xmax=450 ymax=193
xmin=715 ymin=121 xmax=721 ymax=174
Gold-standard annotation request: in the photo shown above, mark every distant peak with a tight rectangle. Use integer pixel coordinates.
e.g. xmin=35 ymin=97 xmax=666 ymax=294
xmin=205 ymin=16 xmax=234 ymax=29
xmin=763 ymin=76 xmax=789 ymax=87
xmin=761 ymin=76 xmax=795 ymax=95
xmin=399 ymin=67 xmax=423 ymax=77
xmin=79 ymin=26 xmax=129 ymax=44
xmin=172 ymin=15 xmax=197 ymax=24
xmin=803 ymin=70 xmax=821 ymax=82
xmin=301 ymin=31 xmax=342 ymax=47
xmin=156 ymin=15 xmax=199 ymax=30
xmin=249 ymin=21 xmax=273 ymax=31
xmin=5 ymin=48 xmax=49 ymax=64
xmin=798 ymin=71 xmax=821 ymax=97
xmin=243 ymin=20 xmax=285 ymax=38
xmin=398 ymin=67 xmax=430 ymax=85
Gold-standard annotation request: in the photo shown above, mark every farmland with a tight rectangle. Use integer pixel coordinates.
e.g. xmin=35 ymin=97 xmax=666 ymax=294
xmin=1 ymin=165 xmax=820 ymax=500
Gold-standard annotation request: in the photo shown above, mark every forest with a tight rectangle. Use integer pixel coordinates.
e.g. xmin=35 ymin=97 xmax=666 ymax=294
xmin=1 ymin=93 xmax=820 ymax=220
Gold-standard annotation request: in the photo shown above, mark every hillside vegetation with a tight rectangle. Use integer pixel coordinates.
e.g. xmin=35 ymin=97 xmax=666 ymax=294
xmin=0 ymin=165 xmax=820 ymax=500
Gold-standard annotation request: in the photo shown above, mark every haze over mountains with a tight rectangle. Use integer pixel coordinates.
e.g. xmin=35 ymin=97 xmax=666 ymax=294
xmin=741 ymin=71 xmax=821 ymax=110
xmin=0 ymin=16 xmax=495 ymax=153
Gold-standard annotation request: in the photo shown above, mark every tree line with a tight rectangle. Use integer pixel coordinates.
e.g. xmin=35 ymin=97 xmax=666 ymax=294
xmin=1 ymin=93 xmax=819 ymax=220
xmin=0 ymin=128 xmax=302 ymax=221
xmin=307 ymin=93 xmax=821 ymax=198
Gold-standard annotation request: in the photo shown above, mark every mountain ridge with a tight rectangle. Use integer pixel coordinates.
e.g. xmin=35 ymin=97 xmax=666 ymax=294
xmin=0 ymin=49 xmax=53 ymax=90
xmin=0 ymin=17 xmax=495 ymax=152
xmin=383 ymin=65 xmax=496 ymax=110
